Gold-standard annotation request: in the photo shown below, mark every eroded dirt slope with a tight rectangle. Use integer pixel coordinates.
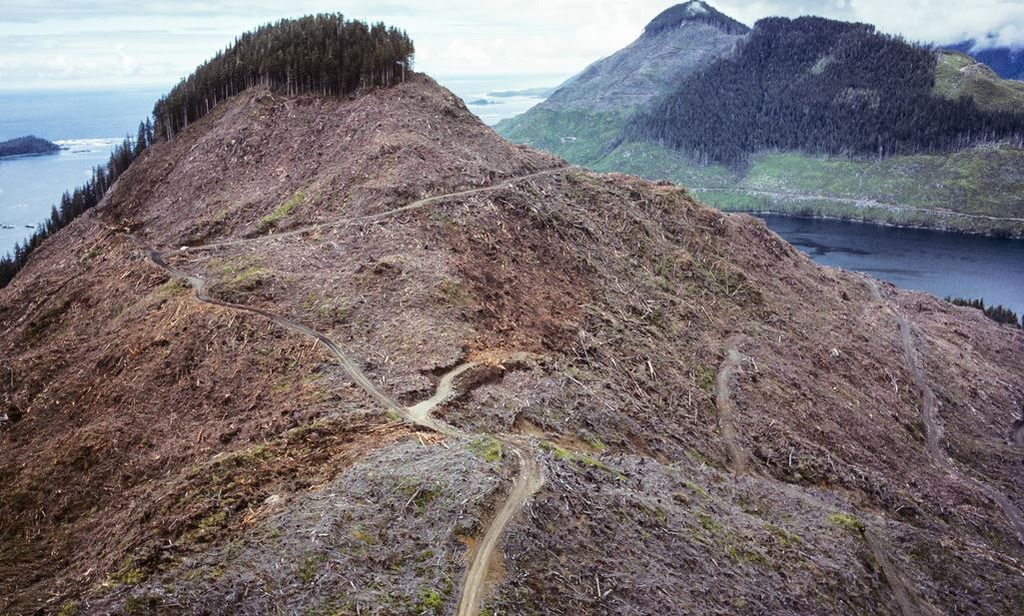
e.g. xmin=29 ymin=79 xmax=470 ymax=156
xmin=2 ymin=75 xmax=1023 ymax=615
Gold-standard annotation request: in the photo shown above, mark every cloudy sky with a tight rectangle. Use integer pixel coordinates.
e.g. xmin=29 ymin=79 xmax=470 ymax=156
xmin=1 ymin=0 xmax=1022 ymax=91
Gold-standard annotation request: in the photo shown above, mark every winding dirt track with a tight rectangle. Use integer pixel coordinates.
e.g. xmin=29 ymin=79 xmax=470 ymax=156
xmin=715 ymin=347 xmax=750 ymax=474
xmin=713 ymin=330 xmax=936 ymax=615
xmin=132 ymin=237 xmax=406 ymax=416
xmin=866 ymin=278 xmax=1024 ymax=544
xmin=190 ymin=168 xmax=566 ymax=252
xmin=863 ymin=529 xmax=938 ymax=616
xmin=407 ymin=362 xmax=478 ymax=425
xmin=455 ymin=439 xmax=544 ymax=616
xmin=132 ymin=236 xmax=543 ymax=616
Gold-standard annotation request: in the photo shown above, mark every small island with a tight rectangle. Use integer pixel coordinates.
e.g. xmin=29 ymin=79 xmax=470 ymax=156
xmin=0 ymin=135 xmax=62 ymax=159
xmin=468 ymin=98 xmax=501 ymax=105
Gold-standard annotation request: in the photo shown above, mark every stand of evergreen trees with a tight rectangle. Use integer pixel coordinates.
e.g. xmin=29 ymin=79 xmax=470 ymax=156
xmin=626 ymin=17 xmax=1024 ymax=164
xmin=153 ymin=14 xmax=414 ymax=139
xmin=0 ymin=121 xmax=155 ymax=288
xmin=947 ymin=297 xmax=1022 ymax=328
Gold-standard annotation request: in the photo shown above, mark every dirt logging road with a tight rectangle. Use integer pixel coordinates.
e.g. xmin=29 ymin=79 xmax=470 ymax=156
xmin=715 ymin=346 xmax=751 ymax=475
xmin=133 ymin=232 xmax=544 ymax=616
xmin=190 ymin=168 xmax=567 ymax=252
xmin=865 ymin=278 xmax=1024 ymax=544
xmin=131 ymin=169 xmax=570 ymax=615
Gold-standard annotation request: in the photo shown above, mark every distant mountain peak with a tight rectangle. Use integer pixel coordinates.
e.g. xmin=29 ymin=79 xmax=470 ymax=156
xmin=644 ymin=1 xmax=750 ymax=36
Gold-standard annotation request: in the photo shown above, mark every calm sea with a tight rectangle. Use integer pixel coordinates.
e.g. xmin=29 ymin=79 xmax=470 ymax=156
xmin=0 ymin=76 xmax=558 ymax=258
xmin=0 ymin=88 xmax=163 ymax=257
xmin=760 ymin=214 xmax=1024 ymax=318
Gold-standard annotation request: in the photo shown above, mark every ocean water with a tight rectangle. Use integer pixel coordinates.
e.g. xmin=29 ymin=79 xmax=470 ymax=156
xmin=437 ymin=74 xmax=562 ymax=126
xmin=0 ymin=88 xmax=163 ymax=257
xmin=0 ymin=76 xmax=559 ymax=258
xmin=760 ymin=214 xmax=1024 ymax=318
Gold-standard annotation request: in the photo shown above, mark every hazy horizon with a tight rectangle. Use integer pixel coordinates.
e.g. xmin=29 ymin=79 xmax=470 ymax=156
xmin=1 ymin=1 xmax=1022 ymax=92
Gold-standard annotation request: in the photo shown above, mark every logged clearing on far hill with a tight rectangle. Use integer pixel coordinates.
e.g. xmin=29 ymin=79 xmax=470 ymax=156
xmin=3 ymin=12 xmax=1024 ymax=616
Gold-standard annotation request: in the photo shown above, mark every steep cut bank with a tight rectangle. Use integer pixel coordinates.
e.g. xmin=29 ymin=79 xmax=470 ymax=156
xmin=2 ymin=65 xmax=1024 ymax=616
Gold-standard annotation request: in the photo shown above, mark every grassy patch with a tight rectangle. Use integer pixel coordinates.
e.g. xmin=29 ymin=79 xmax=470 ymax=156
xmin=826 ymin=511 xmax=865 ymax=535
xmin=496 ymin=108 xmax=630 ymax=164
xmin=681 ymin=479 xmax=711 ymax=500
xmin=765 ymin=523 xmax=803 ymax=547
xmin=582 ymin=433 xmax=608 ymax=453
xmin=691 ymin=363 xmax=716 ymax=395
xmin=417 ymin=587 xmax=447 ymax=614
xmin=540 ymin=440 xmax=622 ymax=478
xmin=297 ymin=552 xmax=327 ymax=584
xmin=592 ymin=141 xmax=737 ymax=187
xmin=257 ymin=189 xmax=306 ymax=232
xmin=57 ymin=601 xmax=78 ymax=616
xmin=159 ymin=279 xmax=189 ymax=296
xmin=696 ymin=511 xmax=725 ymax=535
xmin=303 ymin=293 xmax=353 ymax=323
xmin=467 ymin=436 xmax=503 ymax=463
xmin=107 ymin=559 xmax=147 ymax=587
xmin=23 ymin=300 xmax=70 ymax=343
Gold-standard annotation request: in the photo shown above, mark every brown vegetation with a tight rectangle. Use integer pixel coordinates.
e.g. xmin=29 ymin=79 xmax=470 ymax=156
xmin=2 ymin=75 xmax=1022 ymax=615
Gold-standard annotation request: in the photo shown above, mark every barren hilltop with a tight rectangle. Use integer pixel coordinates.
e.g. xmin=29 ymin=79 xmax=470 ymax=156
xmin=2 ymin=19 xmax=1024 ymax=616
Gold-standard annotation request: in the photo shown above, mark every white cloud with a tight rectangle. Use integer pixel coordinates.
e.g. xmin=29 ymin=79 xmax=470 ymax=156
xmin=0 ymin=0 xmax=1020 ymax=90
xmin=714 ymin=0 xmax=1024 ymax=48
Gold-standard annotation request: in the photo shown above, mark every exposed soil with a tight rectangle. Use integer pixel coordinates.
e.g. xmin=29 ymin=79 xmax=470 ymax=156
xmin=2 ymin=75 xmax=1023 ymax=615
xmin=867 ymin=277 xmax=1024 ymax=544
xmin=714 ymin=344 xmax=751 ymax=474
xmin=137 ymin=233 xmax=545 ymax=616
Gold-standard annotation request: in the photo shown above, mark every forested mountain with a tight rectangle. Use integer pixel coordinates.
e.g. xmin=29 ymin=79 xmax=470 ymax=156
xmin=154 ymin=14 xmax=414 ymax=138
xmin=498 ymin=3 xmax=1024 ymax=236
xmin=495 ymin=1 xmax=747 ymax=162
xmin=946 ymin=41 xmax=1024 ymax=80
xmin=626 ymin=17 xmax=1024 ymax=164
xmin=644 ymin=0 xmax=748 ymax=36
xmin=0 ymin=136 xmax=60 ymax=158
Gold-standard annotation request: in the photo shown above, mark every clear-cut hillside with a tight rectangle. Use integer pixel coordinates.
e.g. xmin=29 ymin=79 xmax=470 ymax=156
xmin=495 ymin=1 xmax=747 ymax=163
xmin=945 ymin=41 xmax=1024 ymax=81
xmin=1 ymin=72 xmax=1023 ymax=616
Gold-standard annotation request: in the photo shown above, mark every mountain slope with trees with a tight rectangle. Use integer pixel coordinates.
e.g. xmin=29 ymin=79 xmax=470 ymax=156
xmin=495 ymin=1 xmax=747 ymax=162
xmin=626 ymin=17 xmax=1024 ymax=163
xmin=933 ymin=50 xmax=1024 ymax=113
xmin=498 ymin=4 xmax=1024 ymax=236
xmin=1 ymin=13 xmax=414 ymax=288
